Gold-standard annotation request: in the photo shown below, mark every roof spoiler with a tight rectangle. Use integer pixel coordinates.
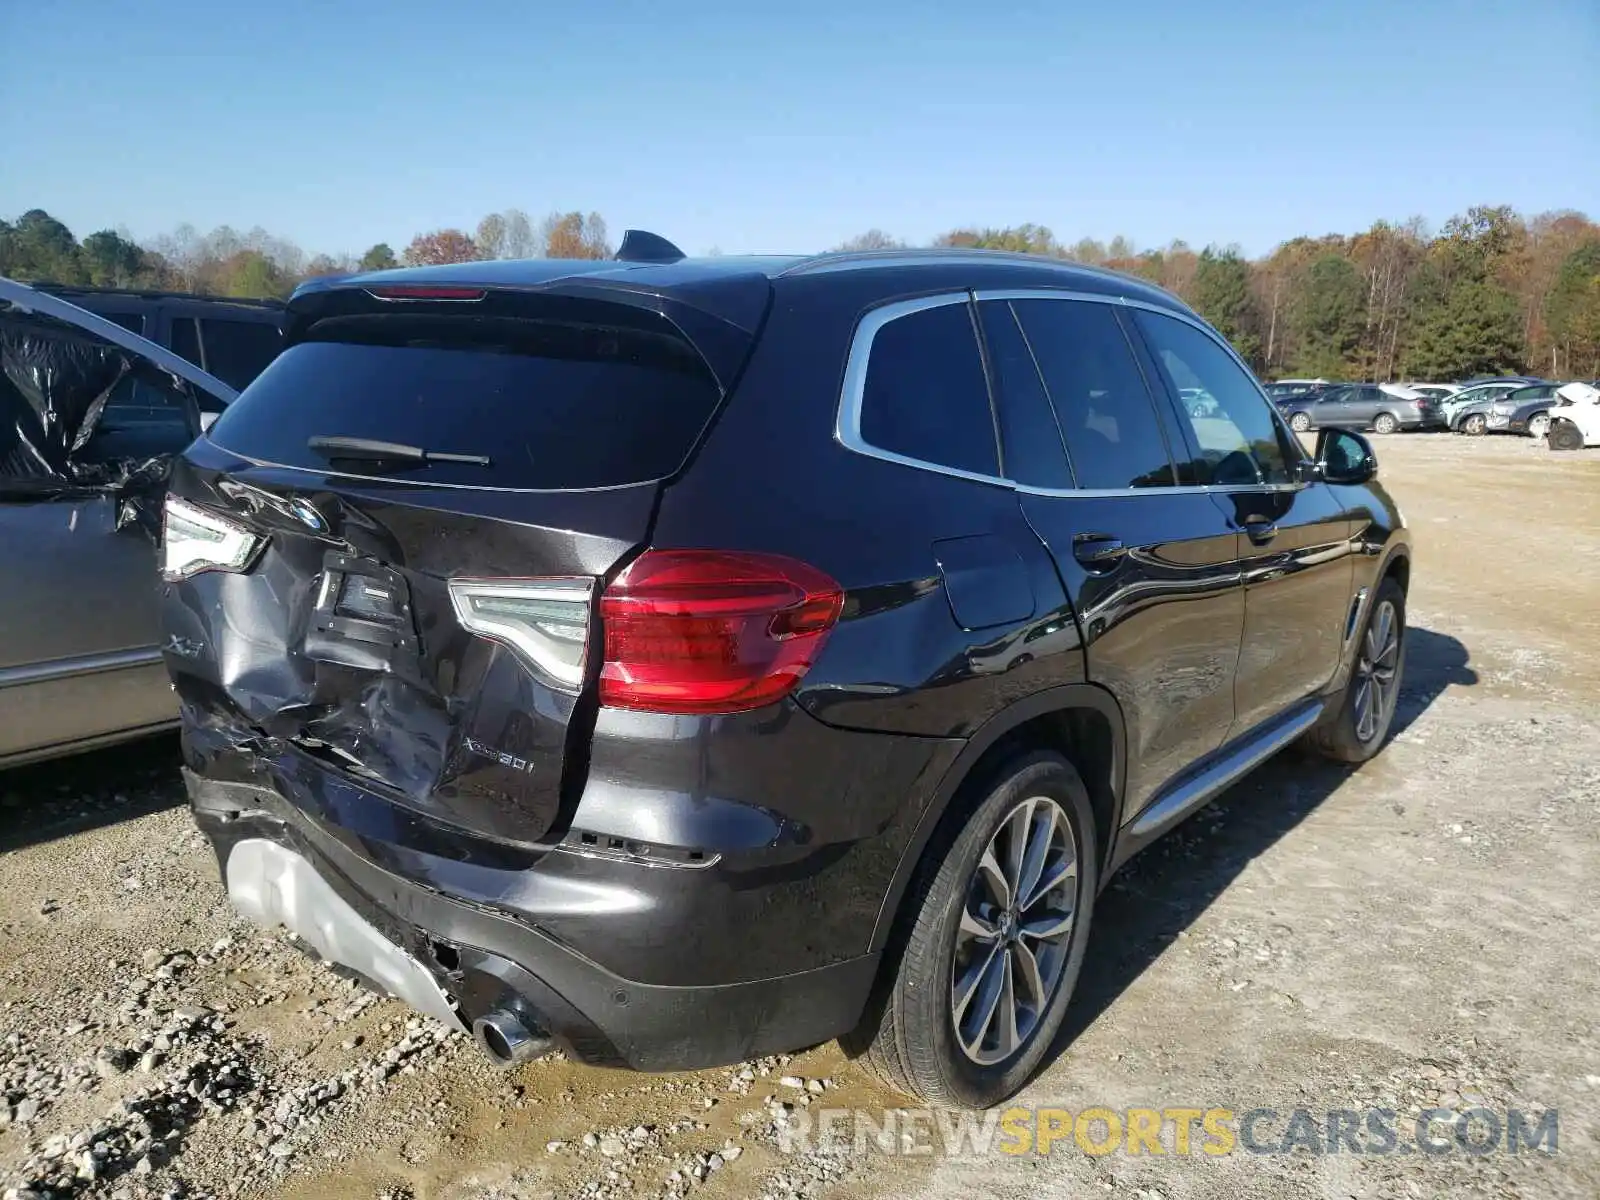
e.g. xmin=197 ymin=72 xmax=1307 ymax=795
xmin=615 ymin=230 xmax=686 ymax=264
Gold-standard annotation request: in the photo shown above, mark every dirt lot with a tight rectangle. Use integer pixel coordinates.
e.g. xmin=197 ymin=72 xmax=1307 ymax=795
xmin=3 ymin=433 xmax=1597 ymax=1200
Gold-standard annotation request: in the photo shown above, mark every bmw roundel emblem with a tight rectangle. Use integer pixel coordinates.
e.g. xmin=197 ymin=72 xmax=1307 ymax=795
xmin=288 ymin=497 xmax=327 ymax=532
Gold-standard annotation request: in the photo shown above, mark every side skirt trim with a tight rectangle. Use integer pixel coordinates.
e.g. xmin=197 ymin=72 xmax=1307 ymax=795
xmin=1127 ymin=697 xmax=1325 ymax=842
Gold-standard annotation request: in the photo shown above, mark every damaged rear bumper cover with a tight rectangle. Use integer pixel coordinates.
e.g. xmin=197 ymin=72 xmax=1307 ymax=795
xmin=186 ymin=769 xmax=882 ymax=1072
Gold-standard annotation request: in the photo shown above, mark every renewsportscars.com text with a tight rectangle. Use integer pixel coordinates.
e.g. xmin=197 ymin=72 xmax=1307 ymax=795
xmin=775 ymin=1105 xmax=1559 ymax=1159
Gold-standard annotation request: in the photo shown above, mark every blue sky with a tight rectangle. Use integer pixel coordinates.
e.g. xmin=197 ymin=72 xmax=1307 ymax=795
xmin=2 ymin=0 xmax=1595 ymax=259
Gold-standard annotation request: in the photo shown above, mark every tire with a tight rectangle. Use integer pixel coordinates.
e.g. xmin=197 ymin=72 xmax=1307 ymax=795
xmin=1373 ymin=412 xmax=1399 ymax=435
xmin=1526 ymin=412 xmax=1550 ymax=440
xmin=1289 ymin=411 xmax=1311 ymax=432
xmin=1307 ymin=577 xmax=1405 ymax=764
xmin=1547 ymin=421 xmax=1583 ymax=452
xmin=845 ymin=751 xmax=1098 ymax=1109
xmin=1461 ymin=413 xmax=1487 ymax=436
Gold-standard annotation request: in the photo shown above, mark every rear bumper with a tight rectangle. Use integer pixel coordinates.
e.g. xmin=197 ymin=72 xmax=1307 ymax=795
xmin=189 ymin=773 xmax=882 ymax=1070
xmin=181 ymin=702 xmax=963 ymax=1070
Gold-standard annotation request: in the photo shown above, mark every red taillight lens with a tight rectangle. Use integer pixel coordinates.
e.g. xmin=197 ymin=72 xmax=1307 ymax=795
xmin=599 ymin=550 xmax=845 ymax=714
xmin=366 ymin=286 xmax=486 ymax=301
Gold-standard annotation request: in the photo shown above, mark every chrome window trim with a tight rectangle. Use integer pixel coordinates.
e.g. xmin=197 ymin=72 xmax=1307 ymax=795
xmin=834 ymin=292 xmax=1012 ymax=488
xmin=836 ymin=288 xmax=1313 ymax=497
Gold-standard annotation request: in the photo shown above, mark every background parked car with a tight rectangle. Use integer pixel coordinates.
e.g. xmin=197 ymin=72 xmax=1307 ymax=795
xmin=31 ymin=284 xmax=283 ymax=408
xmin=1487 ymin=383 xmax=1563 ymax=437
xmin=1547 ymin=381 xmax=1600 ymax=450
xmin=1265 ymin=379 xmax=1333 ymax=402
xmin=1401 ymin=382 xmax=1461 ymax=400
xmin=1444 ymin=378 xmax=1540 ymax=433
xmin=1280 ymin=383 xmax=1441 ymax=433
xmin=0 ymin=278 xmax=235 ymax=767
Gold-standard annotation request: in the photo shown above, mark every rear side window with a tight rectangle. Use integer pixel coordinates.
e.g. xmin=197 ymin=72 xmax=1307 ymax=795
xmin=1011 ymin=300 xmax=1176 ymax=489
xmin=860 ymin=301 xmax=999 ymax=477
xmin=207 ymin=312 xmax=723 ymax=490
xmin=978 ymin=301 xmax=1073 ymax=489
xmin=102 ymin=311 xmax=145 ymax=336
xmin=201 ymin=319 xmax=282 ymax=390
xmin=1133 ymin=310 xmax=1301 ymax=486
xmin=170 ymin=317 xmax=202 ymax=367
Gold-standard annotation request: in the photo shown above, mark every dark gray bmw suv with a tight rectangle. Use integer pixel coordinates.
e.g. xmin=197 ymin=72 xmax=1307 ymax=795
xmin=160 ymin=234 xmax=1410 ymax=1109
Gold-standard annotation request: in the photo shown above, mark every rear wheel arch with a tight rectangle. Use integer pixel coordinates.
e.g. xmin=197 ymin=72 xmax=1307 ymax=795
xmin=868 ymin=684 xmax=1125 ymax=955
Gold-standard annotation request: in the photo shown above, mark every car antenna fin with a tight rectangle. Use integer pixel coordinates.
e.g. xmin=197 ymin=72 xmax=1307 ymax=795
xmin=615 ymin=230 xmax=686 ymax=264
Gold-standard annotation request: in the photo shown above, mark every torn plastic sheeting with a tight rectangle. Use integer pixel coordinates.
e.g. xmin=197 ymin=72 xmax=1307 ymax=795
xmin=1 ymin=318 xmax=130 ymax=480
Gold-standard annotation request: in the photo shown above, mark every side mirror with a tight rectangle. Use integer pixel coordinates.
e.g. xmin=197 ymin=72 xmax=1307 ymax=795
xmin=1316 ymin=428 xmax=1377 ymax=484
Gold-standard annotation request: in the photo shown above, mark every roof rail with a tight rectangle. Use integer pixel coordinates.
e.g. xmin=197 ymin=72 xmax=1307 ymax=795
xmin=615 ymin=230 xmax=686 ymax=264
xmin=27 ymin=281 xmax=285 ymax=308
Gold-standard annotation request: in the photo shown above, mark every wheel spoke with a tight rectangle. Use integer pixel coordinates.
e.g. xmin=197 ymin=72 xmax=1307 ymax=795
xmin=1022 ymin=856 xmax=1077 ymax=912
xmin=1353 ymin=677 xmax=1373 ymax=739
xmin=1021 ymin=906 xmax=1075 ymax=942
xmin=953 ymin=940 xmax=1001 ymax=1025
xmin=995 ymin=948 xmax=1019 ymax=1058
xmin=959 ymin=945 xmax=1007 ymax=1051
xmin=1002 ymin=800 xmax=1033 ymax=901
xmin=959 ymin=905 xmax=998 ymax=942
xmin=977 ymin=847 xmax=1010 ymax=911
xmin=1015 ymin=804 xmax=1055 ymax=908
xmin=1010 ymin=939 xmax=1047 ymax=1007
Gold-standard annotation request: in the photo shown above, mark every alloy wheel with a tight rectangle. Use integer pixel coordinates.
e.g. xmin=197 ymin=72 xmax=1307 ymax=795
xmin=1374 ymin=413 xmax=1398 ymax=434
xmin=950 ymin=796 xmax=1078 ymax=1066
xmin=1352 ymin=599 xmax=1401 ymax=743
xmin=1290 ymin=413 xmax=1311 ymax=432
xmin=1528 ymin=413 xmax=1550 ymax=439
xmin=1464 ymin=414 xmax=1486 ymax=436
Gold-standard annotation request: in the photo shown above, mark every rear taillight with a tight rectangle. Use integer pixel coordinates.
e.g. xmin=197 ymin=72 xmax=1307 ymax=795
xmin=448 ymin=578 xmax=594 ymax=692
xmin=599 ymin=550 xmax=845 ymax=715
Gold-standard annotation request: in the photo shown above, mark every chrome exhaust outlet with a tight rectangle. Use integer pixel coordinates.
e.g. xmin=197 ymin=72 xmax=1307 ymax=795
xmin=472 ymin=1009 xmax=551 ymax=1067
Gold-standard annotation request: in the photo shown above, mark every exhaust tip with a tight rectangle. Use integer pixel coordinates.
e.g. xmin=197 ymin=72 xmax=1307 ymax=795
xmin=472 ymin=1009 xmax=552 ymax=1067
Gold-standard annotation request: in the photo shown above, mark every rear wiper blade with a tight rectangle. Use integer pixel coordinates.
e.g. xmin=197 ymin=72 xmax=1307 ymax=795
xmin=306 ymin=435 xmax=492 ymax=467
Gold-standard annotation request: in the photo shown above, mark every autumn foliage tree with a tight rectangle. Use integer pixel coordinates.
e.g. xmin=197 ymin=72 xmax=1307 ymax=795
xmin=403 ymin=229 xmax=479 ymax=266
xmin=540 ymin=212 xmax=610 ymax=259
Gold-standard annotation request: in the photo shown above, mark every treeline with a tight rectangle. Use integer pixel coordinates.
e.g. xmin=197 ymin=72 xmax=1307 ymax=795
xmin=4 ymin=204 xmax=1598 ymax=380
xmin=854 ymin=208 xmax=1600 ymax=380
xmin=0 ymin=208 xmax=612 ymax=301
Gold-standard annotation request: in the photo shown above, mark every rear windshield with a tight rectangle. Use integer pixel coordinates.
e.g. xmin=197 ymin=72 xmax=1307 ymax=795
xmin=206 ymin=312 xmax=722 ymax=489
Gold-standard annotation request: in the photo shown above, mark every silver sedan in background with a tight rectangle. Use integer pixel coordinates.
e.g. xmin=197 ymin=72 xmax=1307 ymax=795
xmin=0 ymin=279 xmax=235 ymax=767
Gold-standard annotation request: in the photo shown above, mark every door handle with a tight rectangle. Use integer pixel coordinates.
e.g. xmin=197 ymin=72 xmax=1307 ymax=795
xmin=1072 ymin=533 xmax=1126 ymax=568
xmin=1241 ymin=516 xmax=1278 ymax=544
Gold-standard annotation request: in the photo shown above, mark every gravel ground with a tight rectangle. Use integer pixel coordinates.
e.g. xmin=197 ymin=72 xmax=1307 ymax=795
xmin=3 ymin=432 xmax=1597 ymax=1200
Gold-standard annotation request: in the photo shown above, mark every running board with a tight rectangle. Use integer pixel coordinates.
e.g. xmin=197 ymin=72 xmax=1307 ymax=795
xmin=1128 ymin=699 xmax=1325 ymax=841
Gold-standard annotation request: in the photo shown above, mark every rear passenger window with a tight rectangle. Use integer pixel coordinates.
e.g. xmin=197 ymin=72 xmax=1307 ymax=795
xmin=102 ymin=312 xmax=145 ymax=336
xmin=1011 ymin=300 xmax=1175 ymax=489
xmin=170 ymin=317 xmax=202 ymax=367
xmin=978 ymin=301 xmax=1073 ymax=489
xmin=1133 ymin=310 xmax=1300 ymax=486
xmin=860 ymin=301 xmax=999 ymax=478
xmin=201 ymin=319 xmax=283 ymax=390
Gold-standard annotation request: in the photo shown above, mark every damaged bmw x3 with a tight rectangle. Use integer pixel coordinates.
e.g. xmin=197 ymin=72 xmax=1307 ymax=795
xmin=160 ymin=233 xmax=1411 ymax=1109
